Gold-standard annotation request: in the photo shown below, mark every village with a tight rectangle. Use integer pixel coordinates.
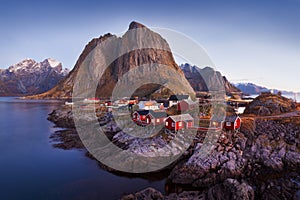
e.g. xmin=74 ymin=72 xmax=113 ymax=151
xmin=74 ymin=94 xmax=242 ymax=134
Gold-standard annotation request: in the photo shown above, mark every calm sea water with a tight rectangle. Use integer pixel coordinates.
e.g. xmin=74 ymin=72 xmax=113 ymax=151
xmin=0 ymin=97 xmax=165 ymax=200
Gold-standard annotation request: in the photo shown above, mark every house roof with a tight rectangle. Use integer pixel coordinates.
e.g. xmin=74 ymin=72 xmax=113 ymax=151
xmin=138 ymin=101 xmax=159 ymax=108
xmin=211 ymin=114 xmax=239 ymax=122
xmin=225 ymin=114 xmax=239 ymax=122
xmin=147 ymin=110 xmax=167 ymax=118
xmin=169 ymin=94 xmax=189 ymax=101
xmin=135 ymin=110 xmax=150 ymax=115
xmin=168 ymin=114 xmax=194 ymax=122
xmin=135 ymin=110 xmax=167 ymax=118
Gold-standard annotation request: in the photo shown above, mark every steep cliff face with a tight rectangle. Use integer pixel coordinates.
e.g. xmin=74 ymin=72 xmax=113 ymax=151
xmin=30 ymin=21 xmax=194 ymax=99
xmin=0 ymin=58 xmax=68 ymax=96
xmin=180 ymin=63 xmax=240 ymax=95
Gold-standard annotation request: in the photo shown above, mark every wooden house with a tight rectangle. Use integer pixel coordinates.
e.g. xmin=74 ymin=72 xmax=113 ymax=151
xmin=168 ymin=94 xmax=190 ymax=107
xmin=177 ymin=99 xmax=197 ymax=111
xmin=165 ymin=113 xmax=194 ymax=131
xmin=211 ymin=114 xmax=241 ymax=131
xmin=132 ymin=110 xmax=149 ymax=123
xmin=132 ymin=110 xmax=167 ymax=126
xmin=146 ymin=110 xmax=167 ymax=125
xmin=223 ymin=115 xmax=241 ymax=131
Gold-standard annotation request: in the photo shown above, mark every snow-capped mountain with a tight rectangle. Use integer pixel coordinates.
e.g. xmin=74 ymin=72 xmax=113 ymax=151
xmin=0 ymin=58 xmax=69 ymax=96
xmin=234 ymin=83 xmax=268 ymax=95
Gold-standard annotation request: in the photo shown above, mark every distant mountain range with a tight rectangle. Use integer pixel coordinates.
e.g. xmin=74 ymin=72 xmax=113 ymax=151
xmin=235 ymin=82 xmax=298 ymax=95
xmin=0 ymin=58 xmax=69 ymax=96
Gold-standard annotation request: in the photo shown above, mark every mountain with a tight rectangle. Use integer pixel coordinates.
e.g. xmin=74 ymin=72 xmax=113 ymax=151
xmin=29 ymin=21 xmax=195 ymax=99
xmin=180 ymin=63 xmax=241 ymax=95
xmin=0 ymin=58 xmax=69 ymax=96
xmin=234 ymin=83 xmax=268 ymax=95
xmin=235 ymin=82 xmax=297 ymax=96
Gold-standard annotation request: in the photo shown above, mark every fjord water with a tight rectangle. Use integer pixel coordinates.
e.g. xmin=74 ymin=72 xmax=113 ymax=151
xmin=0 ymin=97 xmax=165 ymax=200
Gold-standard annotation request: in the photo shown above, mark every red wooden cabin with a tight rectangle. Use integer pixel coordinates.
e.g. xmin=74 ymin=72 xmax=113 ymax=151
xmin=165 ymin=114 xmax=194 ymax=131
xmin=210 ymin=114 xmax=241 ymax=131
xmin=223 ymin=115 xmax=241 ymax=131
xmin=146 ymin=111 xmax=167 ymax=126
xmin=132 ymin=110 xmax=167 ymax=126
xmin=177 ymin=99 xmax=197 ymax=112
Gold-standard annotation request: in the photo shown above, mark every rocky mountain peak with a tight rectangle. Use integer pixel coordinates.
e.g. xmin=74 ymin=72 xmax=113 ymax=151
xmin=42 ymin=58 xmax=61 ymax=68
xmin=30 ymin=21 xmax=192 ymax=99
xmin=128 ymin=21 xmax=146 ymax=30
xmin=8 ymin=58 xmax=38 ymax=72
xmin=180 ymin=63 xmax=240 ymax=95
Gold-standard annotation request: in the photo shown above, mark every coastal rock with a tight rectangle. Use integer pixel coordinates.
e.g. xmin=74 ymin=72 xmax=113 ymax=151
xmin=207 ymin=179 xmax=254 ymax=200
xmin=244 ymin=93 xmax=297 ymax=116
xmin=47 ymin=106 xmax=75 ymax=128
xmin=121 ymin=179 xmax=254 ymax=200
xmin=169 ymin=117 xmax=300 ymax=197
xmin=121 ymin=187 xmax=164 ymax=200
xmin=169 ymin=131 xmax=247 ymax=187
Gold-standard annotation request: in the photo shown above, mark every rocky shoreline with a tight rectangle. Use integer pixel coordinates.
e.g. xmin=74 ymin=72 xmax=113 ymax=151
xmin=48 ymin=105 xmax=300 ymax=199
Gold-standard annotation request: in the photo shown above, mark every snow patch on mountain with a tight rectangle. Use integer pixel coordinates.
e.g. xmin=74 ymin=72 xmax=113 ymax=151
xmin=0 ymin=58 xmax=69 ymax=96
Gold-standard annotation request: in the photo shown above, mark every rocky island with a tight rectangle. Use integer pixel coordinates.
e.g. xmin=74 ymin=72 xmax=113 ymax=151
xmin=38 ymin=21 xmax=299 ymax=199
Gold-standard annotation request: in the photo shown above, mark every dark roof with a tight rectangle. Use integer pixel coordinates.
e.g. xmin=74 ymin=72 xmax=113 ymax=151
xmin=169 ymin=94 xmax=189 ymax=101
xmin=135 ymin=110 xmax=150 ymax=115
xmin=225 ymin=115 xmax=239 ymax=122
xmin=147 ymin=110 xmax=167 ymax=118
xmin=156 ymin=100 xmax=170 ymax=107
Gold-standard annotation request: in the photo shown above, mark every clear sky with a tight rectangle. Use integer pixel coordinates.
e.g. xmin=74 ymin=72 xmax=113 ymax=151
xmin=0 ymin=0 xmax=299 ymax=92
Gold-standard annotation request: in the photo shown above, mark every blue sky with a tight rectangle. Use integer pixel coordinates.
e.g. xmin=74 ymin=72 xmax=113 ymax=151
xmin=0 ymin=0 xmax=299 ymax=91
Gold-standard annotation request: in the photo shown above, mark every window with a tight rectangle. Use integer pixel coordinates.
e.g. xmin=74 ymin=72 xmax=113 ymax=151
xmin=156 ymin=119 xmax=160 ymax=122
xmin=172 ymin=122 xmax=175 ymax=127
xmin=179 ymin=122 xmax=182 ymax=126
xmin=226 ymin=122 xmax=231 ymax=126
xmin=166 ymin=121 xmax=168 ymax=126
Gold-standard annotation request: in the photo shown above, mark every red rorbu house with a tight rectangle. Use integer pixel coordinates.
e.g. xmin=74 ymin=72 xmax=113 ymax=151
xmin=146 ymin=110 xmax=167 ymax=126
xmin=165 ymin=114 xmax=194 ymax=131
xmin=210 ymin=114 xmax=241 ymax=131
xmin=177 ymin=99 xmax=198 ymax=112
xmin=223 ymin=115 xmax=241 ymax=131
xmin=132 ymin=110 xmax=167 ymax=126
